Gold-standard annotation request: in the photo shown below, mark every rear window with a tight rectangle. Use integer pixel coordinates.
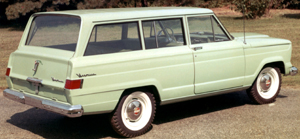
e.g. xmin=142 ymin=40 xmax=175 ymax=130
xmin=26 ymin=15 xmax=81 ymax=51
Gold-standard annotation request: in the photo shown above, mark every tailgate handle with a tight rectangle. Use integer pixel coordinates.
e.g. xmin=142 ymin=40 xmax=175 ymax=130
xmin=26 ymin=77 xmax=42 ymax=95
xmin=26 ymin=77 xmax=42 ymax=84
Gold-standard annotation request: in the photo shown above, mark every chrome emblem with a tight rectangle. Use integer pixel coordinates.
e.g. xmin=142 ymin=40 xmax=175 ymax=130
xmin=134 ymin=107 xmax=140 ymax=115
xmin=32 ymin=60 xmax=42 ymax=76
xmin=266 ymin=79 xmax=271 ymax=87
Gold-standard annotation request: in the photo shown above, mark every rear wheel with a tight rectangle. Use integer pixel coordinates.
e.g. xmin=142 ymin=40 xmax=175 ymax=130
xmin=247 ymin=67 xmax=282 ymax=104
xmin=110 ymin=91 xmax=156 ymax=137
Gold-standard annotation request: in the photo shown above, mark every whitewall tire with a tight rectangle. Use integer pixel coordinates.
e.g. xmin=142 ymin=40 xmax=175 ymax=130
xmin=110 ymin=91 xmax=156 ymax=137
xmin=247 ymin=67 xmax=282 ymax=104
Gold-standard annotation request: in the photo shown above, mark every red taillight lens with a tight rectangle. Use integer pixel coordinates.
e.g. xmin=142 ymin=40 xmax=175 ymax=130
xmin=64 ymin=79 xmax=83 ymax=90
xmin=5 ymin=68 xmax=11 ymax=76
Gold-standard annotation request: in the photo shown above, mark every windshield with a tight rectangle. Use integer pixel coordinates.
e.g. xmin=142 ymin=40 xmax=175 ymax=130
xmin=26 ymin=15 xmax=81 ymax=51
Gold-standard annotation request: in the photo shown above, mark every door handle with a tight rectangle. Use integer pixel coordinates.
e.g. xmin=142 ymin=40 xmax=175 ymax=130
xmin=192 ymin=46 xmax=203 ymax=51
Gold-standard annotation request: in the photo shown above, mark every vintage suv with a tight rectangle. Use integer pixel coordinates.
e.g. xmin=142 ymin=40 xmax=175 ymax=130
xmin=3 ymin=7 xmax=298 ymax=137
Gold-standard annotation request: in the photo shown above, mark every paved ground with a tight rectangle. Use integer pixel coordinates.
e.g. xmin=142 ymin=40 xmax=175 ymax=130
xmin=0 ymin=88 xmax=299 ymax=139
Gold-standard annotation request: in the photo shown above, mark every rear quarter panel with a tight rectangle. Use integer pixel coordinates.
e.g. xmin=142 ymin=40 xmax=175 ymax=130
xmin=69 ymin=46 xmax=194 ymax=114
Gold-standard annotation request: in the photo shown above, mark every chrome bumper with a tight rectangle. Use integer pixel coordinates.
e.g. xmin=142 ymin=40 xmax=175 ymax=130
xmin=289 ymin=66 xmax=298 ymax=76
xmin=3 ymin=89 xmax=83 ymax=118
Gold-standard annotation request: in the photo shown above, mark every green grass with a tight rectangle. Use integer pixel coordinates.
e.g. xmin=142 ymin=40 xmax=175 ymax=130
xmin=0 ymin=14 xmax=299 ymax=89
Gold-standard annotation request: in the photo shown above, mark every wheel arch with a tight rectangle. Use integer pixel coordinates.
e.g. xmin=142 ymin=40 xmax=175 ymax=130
xmin=262 ymin=61 xmax=285 ymax=74
xmin=116 ymin=85 xmax=161 ymax=109
xmin=248 ymin=61 xmax=284 ymax=88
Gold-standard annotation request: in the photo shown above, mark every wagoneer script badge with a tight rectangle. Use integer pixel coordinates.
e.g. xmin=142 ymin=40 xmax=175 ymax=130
xmin=32 ymin=60 xmax=42 ymax=76
xmin=76 ymin=73 xmax=96 ymax=78
xmin=51 ymin=77 xmax=64 ymax=83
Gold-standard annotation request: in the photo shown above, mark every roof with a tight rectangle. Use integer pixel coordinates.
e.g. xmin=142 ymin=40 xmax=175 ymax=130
xmin=34 ymin=7 xmax=214 ymax=22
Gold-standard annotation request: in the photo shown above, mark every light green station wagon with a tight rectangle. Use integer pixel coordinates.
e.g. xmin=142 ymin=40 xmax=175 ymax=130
xmin=3 ymin=7 xmax=298 ymax=137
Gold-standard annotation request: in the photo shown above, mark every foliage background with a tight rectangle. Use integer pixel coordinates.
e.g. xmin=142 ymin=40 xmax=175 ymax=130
xmin=0 ymin=0 xmax=299 ymax=24
xmin=0 ymin=2 xmax=299 ymax=89
xmin=232 ymin=0 xmax=299 ymax=19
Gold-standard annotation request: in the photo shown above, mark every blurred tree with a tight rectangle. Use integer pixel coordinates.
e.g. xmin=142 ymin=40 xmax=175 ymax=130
xmin=3 ymin=0 xmax=81 ymax=20
xmin=233 ymin=0 xmax=281 ymax=19
xmin=281 ymin=0 xmax=299 ymax=8
xmin=0 ymin=1 xmax=9 ymax=22
xmin=1 ymin=0 xmax=299 ymax=22
xmin=233 ymin=0 xmax=299 ymax=19
xmin=198 ymin=0 xmax=232 ymax=8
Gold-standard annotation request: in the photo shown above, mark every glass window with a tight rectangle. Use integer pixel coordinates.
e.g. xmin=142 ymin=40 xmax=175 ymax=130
xmin=142 ymin=18 xmax=185 ymax=49
xmin=84 ymin=22 xmax=141 ymax=56
xmin=188 ymin=16 xmax=229 ymax=44
xmin=188 ymin=16 xmax=213 ymax=44
xmin=212 ymin=17 xmax=230 ymax=42
xmin=26 ymin=15 xmax=81 ymax=51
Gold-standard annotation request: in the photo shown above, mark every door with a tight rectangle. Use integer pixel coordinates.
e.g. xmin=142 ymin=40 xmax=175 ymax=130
xmin=187 ymin=15 xmax=245 ymax=94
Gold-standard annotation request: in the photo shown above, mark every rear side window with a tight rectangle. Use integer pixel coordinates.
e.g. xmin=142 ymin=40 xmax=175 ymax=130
xmin=84 ymin=22 xmax=141 ymax=56
xmin=26 ymin=15 xmax=81 ymax=51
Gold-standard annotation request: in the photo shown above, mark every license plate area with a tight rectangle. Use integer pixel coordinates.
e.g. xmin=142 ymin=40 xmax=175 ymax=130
xmin=11 ymin=77 xmax=68 ymax=102
xmin=26 ymin=77 xmax=42 ymax=95
xmin=12 ymin=78 xmax=36 ymax=94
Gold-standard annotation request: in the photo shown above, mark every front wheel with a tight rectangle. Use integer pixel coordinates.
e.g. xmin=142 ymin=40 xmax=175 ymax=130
xmin=110 ymin=91 xmax=156 ymax=137
xmin=247 ymin=67 xmax=282 ymax=104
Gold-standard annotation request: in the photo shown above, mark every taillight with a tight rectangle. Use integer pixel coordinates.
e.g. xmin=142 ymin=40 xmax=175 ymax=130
xmin=64 ymin=79 xmax=83 ymax=90
xmin=5 ymin=68 xmax=11 ymax=76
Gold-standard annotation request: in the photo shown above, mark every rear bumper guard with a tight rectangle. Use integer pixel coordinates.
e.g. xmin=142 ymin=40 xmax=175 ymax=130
xmin=3 ymin=89 xmax=83 ymax=118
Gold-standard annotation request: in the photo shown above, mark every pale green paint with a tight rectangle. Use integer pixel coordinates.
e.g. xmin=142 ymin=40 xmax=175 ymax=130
xmin=71 ymin=46 xmax=195 ymax=102
xmin=232 ymin=33 xmax=292 ymax=87
xmin=5 ymin=7 xmax=295 ymax=114
xmin=192 ymin=40 xmax=245 ymax=93
xmin=34 ymin=7 xmax=213 ymax=23
xmin=69 ymin=89 xmax=124 ymax=115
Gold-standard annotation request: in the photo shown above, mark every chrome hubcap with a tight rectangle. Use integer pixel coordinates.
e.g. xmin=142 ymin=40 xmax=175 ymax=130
xmin=260 ymin=74 xmax=272 ymax=92
xmin=126 ymin=99 xmax=142 ymax=121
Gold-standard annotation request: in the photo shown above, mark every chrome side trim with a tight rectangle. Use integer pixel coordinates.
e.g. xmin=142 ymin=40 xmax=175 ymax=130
xmin=160 ymin=86 xmax=250 ymax=105
xmin=3 ymin=89 xmax=83 ymax=118
xmin=243 ymin=43 xmax=291 ymax=49
xmin=289 ymin=66 xmax=298 ymax=76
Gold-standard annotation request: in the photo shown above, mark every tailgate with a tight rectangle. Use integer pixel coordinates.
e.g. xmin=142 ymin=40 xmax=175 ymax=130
xmin=6 ymin=14 xmax=81 ymax=103
xmin=8 ymin=47 xmax=73 ymax=103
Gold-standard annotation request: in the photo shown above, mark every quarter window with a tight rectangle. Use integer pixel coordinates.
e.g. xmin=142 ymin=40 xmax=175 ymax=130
xmin=142 ymin=18 xmax=185 ymax=49
xmin=84 ymin=22 xmax=141 ymax=56
xmin=188 ymin=16 xmax=229 ymax=44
